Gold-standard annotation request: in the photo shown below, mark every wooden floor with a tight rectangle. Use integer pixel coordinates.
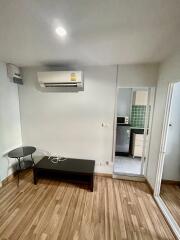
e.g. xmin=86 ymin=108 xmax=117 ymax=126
xmin=0 ymin=172 xmax=175 ymax=240
xmin=161 ymin=183 xmax=180 ymax=226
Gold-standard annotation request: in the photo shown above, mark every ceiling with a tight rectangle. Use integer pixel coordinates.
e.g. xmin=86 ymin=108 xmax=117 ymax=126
xmin=0 ymin=0 xmax=180 ymax=67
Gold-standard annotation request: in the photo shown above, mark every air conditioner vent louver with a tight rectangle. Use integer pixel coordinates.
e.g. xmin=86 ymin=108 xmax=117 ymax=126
xmin=44 ymin=82 xmax=78 ymax=87
xmin=37 ymin=71 xmax=83 ymax=91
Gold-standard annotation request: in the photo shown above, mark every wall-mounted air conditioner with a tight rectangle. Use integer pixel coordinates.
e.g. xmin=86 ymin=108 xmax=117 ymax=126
xmin=6 ymin=63 xmax=23 ymax=85
xmin=37 ymin=71 xmax=83 ymax=89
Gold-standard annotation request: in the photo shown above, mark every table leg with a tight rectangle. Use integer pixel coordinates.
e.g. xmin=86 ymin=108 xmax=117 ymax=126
xmin=90 ymin=174 xmax=94 ymax=192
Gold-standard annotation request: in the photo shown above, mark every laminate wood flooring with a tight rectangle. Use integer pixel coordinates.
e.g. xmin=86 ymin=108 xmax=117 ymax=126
xmin=0 ymin=172 xmax=175 ymax=240
xmin=161 ymin=183 xmax=180 ymax=227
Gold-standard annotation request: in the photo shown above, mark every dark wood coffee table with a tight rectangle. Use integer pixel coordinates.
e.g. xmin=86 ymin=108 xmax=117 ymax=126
xmin=33 ymin=156 xmax=95 ymax=191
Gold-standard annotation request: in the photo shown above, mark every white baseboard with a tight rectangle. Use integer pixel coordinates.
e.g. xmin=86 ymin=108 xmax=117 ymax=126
xmin=1 ymin=164 xmax=16 ymax=182
xmin=95 ymin=164 xmax=113 ymax=174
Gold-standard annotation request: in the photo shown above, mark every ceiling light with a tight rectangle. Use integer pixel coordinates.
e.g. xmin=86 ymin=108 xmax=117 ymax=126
xmin=55 ymin=27 xmax=67 ymax=37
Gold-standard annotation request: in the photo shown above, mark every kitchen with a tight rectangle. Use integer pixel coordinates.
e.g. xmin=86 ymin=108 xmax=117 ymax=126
xmin=114 ymin=88 xmax=154 ymax=176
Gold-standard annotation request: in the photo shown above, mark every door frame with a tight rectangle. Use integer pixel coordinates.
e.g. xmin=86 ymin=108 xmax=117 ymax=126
xmin=112 ymin=86 xmax=156 ymax=177
xmin=154 ymin=83 xmax=174 ymax=196
xmin=154 ymin=82 xmax=180 ymax=239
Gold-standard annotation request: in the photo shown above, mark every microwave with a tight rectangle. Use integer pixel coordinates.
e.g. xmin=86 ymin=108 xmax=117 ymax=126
xmin=117 ymin=116 xmax=129 ymax=124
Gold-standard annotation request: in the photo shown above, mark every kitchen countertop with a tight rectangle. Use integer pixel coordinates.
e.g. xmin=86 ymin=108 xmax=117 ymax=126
xmin=117 ymin=123 xmax=131 ymax=126
xmin=116 ymin=124 xmax=148 ymax=130
xmin=130 ymin=127 xmax=145 ymax=129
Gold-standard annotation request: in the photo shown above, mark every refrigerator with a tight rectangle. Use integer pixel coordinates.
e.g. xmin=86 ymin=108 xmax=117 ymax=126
xmin=116 ymin=124 xmax=131 ymax=155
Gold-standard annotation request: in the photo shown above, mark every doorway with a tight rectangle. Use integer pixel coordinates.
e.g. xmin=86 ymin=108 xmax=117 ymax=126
xmin=113 ymin=87 xmax=155 ymax=177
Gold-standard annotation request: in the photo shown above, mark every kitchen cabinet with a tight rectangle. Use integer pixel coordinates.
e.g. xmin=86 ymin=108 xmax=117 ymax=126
xmin=133 ymin=90 xmax=148 ymax=105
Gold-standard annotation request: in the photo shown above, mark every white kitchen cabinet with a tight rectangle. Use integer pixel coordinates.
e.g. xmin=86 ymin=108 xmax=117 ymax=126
xmin=133 ymin=90 xmax=148 ymax=105
xmin=132 ymin=133 xmax=144 ymax=157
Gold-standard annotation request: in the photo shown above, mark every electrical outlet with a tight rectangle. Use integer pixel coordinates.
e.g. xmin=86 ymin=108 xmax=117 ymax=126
xmin=101 ymin=122 xmax=110 ymax=127
xmin=95 ymin=162 xmax=101 ymax=166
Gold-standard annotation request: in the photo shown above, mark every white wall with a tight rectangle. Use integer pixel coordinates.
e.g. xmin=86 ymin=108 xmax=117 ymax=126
xmin=162 ymin=82 xmax=180 ymax=181
xmin=117 ymin=88 xmax=132 ymax=118
xmin=18 ymin=63 xmax=158 ymax=174
xmin=0 ymin=62 xmax=22 ymax=182
xmin=19 ymin=66 xmax=117 ymax=173
xmin=118 ymin=64 xmax=159 ymax=87
xmin=147 ymin=50 xmax=180 ymax=188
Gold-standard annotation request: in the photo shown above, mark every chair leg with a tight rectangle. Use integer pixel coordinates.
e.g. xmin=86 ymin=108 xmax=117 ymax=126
xmin=31 ymin=154 xmax=35 ymax=167
xmin=17 ymin=157 xmax=21 ymax=186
